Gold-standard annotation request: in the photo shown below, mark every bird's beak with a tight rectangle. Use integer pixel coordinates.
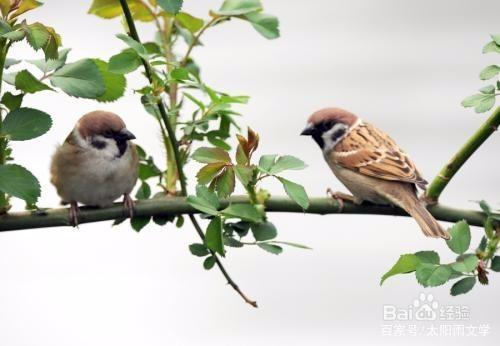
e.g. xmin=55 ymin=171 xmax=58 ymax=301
xmin=300 ymin=123 xmax=314 ymax=136
xmin=120 ymin=129 xmax=136 ymax=140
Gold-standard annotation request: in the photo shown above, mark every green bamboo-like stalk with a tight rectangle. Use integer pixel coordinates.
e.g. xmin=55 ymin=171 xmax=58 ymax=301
xmin=426 ymin=106 xmax=500 ymax=202
xmin=0 ymin=196 xmax=491 ymax=232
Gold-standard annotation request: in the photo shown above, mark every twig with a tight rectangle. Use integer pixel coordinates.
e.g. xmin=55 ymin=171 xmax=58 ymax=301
xmin=426 ymin=106 xmax=500 ymax=203
xmin=118 ymin=0 xmax=257 ymax=307
xmin=0 ymin=196 xmax=493 ymax=231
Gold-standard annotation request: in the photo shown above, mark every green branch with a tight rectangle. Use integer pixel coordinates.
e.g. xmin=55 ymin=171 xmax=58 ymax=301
xmin=118 ymin=0 xmax=258 ymax=308
xmin=0 ymin=196 xmax=491 ymax=232
xmin=426 ymin=106 xmax=500 ymax=202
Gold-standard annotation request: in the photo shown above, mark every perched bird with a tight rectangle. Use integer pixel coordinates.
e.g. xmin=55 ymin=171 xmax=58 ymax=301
xmin=50 ymin=111 xmax=139 ymax=226
xmin=301 ymin=107 xmax=450 ymax=239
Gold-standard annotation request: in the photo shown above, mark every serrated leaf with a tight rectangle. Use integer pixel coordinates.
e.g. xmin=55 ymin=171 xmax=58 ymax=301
xmin=27 ymin=48 xmax=70 ymax=73
xmin=258 ymin=154 xmax=277 ymax=172
xmin=196 ymin=184 xmax=219 ymax=209
xmin=131 ymin=215 xmax=151 ymax=232
xmin=446 ymin=220 xmax=471 ymax=255
xmin=479 ymin=84 xmax=495 ymax=94
xmin=108 ymin=49 xmax=141 ymax=74
xmin=192 ymin=147 xmax=231 ymax=164
xmin=416 ymin=263 xmax=452 ymax=287
xmin=0 ymin=164 xmax=40 ymax=204
xmin=0 ymin=92 xmax=23 ymax=111
xmin=203 ymin=255 xmax=216 ymax=270
xmin=451 ymin=254 xmax=478 ymax=273
xmin=380 ymin=254 xmax=419 ymax=285
xmin=50 ymin=59 xmax=105 ymax=99
xmin=415 ymin=250 xmax=440 ymax=264
xmin=475 ymin=94 xmax=495 ymax=113
xmin=216 ymin=0 xmax=262 ymax=16
xmin=268 ymin=155 xmax=307 ymax=174
xmin=158 ymin=0 xmax=183 ymax=14
xmin=116 ymin=33 xmax=148 ymax=59
xmin=450 ymin=277 xmax=476 ymax=296
xmin=257 ymin=243 xmax=283 ymax=255
xmin=24 ymin=22 xmax=49 ymax=51
xmin=176 ymin=12 xmax=204 ymax=33
xmin=10 ymin=0 xmax=42 ymax=18
xmin=224 ymin=236 xmax=244 ymax=248
xmin=189 ymin=243 xmax=210 ymax=257
xmin=205 ymin=216 xmax=224 ymax=256
xmin=186 ymin=196 xmax=218 ymax=216
xmin=14 ymin=70 xmax=54 ymax=94
xmin=234 ymin=165 xmax=253 ymax=186
xmin=215 ymin=166 xmax=235 ymax=198
xmin=221 ymin=203 xmax=262 ymax=222
xmin=245 ymin=12 xmax=279 ymax=39
xmin=93 ymin=59 xmax=126 ymax=102
xmin=2 ymin=30 xmax=25 ymax=41
xmin=251 ymin=221 xmax=277 ymax=241
xmin=491 ymin=256 xmax=500 ymax=272
xmin=479 ymin=65 xmax=500 ymax=80
xmin=1 ymin=107 xmax=52 ymax=141
xmin=196 ymin=162 xmax=225 ymax=185
xmin=278 ymin=177 xmax=309 ymax=210
xmin=135 ymin=181 xmax=151 ymax=200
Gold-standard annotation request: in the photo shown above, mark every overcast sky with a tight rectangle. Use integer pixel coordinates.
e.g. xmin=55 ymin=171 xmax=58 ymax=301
xmin=0 ymin=1 xmax=499 ymax=345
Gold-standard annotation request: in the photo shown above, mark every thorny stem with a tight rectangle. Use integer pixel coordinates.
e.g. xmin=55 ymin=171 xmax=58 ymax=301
xmin=0 ymin=38 xmax=10 ymax=212
xmin=118 ymin=0 xmax=257 ymax=307
xmin=426 ymin=106 xmax=500 ymax=203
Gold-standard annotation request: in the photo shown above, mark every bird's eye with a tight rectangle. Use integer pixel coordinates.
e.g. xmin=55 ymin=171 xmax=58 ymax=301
xmin=103 ymin=130 xmax=114 ymax=138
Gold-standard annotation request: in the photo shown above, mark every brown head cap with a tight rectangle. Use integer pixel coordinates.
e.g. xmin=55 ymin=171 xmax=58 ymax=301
xmin=307 ymin=107 xmax=358 ymax=127
xmin=76 ymin=111 xmax=126 ymax=139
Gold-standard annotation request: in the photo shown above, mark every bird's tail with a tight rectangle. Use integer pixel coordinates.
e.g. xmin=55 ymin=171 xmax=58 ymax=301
xmin=382 ymin=185 xmax=450 ymax=239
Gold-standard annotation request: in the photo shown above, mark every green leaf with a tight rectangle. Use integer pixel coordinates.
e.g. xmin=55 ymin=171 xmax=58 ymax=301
xmin=491 ymin=256 xmax=500 ymax=272
xmin=491 ymin=34 xmax=500 ymax=46
xmin=461 ymin=93 xmax=496 ymax=113
xmin=268 ymin=155 xmax=307 ymax=174
xmin=415 ymin=250 xmax=440 ymax=264
xmin=446 ymin=220 xmax=471 ymax=255
xmin=251 ymin=221 xmax=277 ymax=241
xmin=176 ymin=12 xmax=204 ymax=33
xmin=258 ymin=154 xmax=277 ymax=172
xmin=196 ymin=162 xmax=225 ymax=185
xmin=0 ymin=164 xmax=40 ymax=204
xmin=269 ymin=241 xmax=311 ymax=249
xmin=49 ymin=59 xmax=105 ymax=99
xmin=205 ymin=216 xmax=224 ymax=256
xmin=135 ymin=181 xmax=151 ymax=200
xmin=93 ymin=59 xmax=126 ymax=102
xmin=158 ymin=0 xmax=183 ymax=14
xmin=24 ymin=22 xmax=49 ymax=51
xmin=10 ymin=0 xmax=42 ymax=18
xmin=450 ymin=277 xmax=476 ymax=296
xmin=27 ymin=48 xmax=70 ymax=73
xmin=88 ymin=0 xmax=153 ymax=21
xmin=192 ymin=147 xmax=231 ymax=164
xmin=244 ymin=12 xmax=279 ymax=39
xmin=380 ymin=254 xmax=419 ymax=285
xmin=416 ymin=263 xmax=452 ymax=287
xmin=0 ymin=92 xmax=23 ymax=111
xmin=215 ymin=166 xmax=235 ymax=198
xmin=278 ymin=177 xmax=309 ymax=210
xmin=479 ymin=84 xmax=495 ymax=94
xmin=479 ymin=65 xmax=500 ymax=80
xmin=138 ymin=162 xmax=161 ymax=180
xmin=108 ymin=49 xmax=141 ymax=74
xmin=2 ymin=30 xmax=25 ymax=41
xmin=479 ymin=200 xmax=492 ymax=215
xmin=196 ymin=184 xmax=220 ymax=209
xmin=187 ymin=196 xmax=218 ymax=216
xmin=1 ymin=107 xmax=52 ymax=141
xmin=131 ymin=216 xmax=151 ymax=232
xmin=478 ymin=236 xmax=488 ymax=252
xmin=221 ymin=203 xmax=262 ymax=222
xmin=216 ymin=0 xmax=262 ymax=16
xmin=234 ymin=165 xmax=253 ymax=186
xmin=5 ymin=58 xmax=20 ymax=69
xmin=451 ymin=254 xmax=478 ymax=273
xmin=14 ymin=69 xmax=54 ymax=94
xmin=189 ymin=243 xmax=210 ymax=257
xmin=152 ymin=214 xmax=173 ymax=226
xmin=170 ymin=67 xmax=190 ymax=80
xmin=257 ymin=243 xmax=283 ymax=255
xmin=483 ymin=40 xmax=500 ymax=54
xmin=203 ymin=255 xmax=216 ymax=270
xmin=116 ymin=33 xmax=148 ymax=59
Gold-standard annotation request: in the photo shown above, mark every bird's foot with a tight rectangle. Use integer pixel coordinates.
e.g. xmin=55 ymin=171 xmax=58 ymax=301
xmin=326 ymin=188 xmax=355 ymax=212
xmin=69 ymin=201 xmax=80 ymax=227
xmin=123 ymin=193 xmax=135 ymax=219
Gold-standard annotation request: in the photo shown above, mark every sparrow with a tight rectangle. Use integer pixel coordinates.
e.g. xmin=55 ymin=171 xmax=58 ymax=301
xmin=50 ymin=110 xmax=139 ymax=226
xmin=301 ymin=107 xmax=450 ymax=239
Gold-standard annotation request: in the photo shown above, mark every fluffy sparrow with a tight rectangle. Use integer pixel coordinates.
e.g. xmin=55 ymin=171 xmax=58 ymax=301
xmin=50 ymin=110 xmax=139 ymax=226
xmin=301 ymin=107 xmax=450 ymax=239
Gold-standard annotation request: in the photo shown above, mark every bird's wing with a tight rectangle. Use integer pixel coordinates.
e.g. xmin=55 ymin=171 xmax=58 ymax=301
xmin=332 ymin=121 xmax=427 ymax=189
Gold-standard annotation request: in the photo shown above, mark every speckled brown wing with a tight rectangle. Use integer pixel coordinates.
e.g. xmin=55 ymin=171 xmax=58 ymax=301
xmin=332 ymin=121 xmax=427 ymax=189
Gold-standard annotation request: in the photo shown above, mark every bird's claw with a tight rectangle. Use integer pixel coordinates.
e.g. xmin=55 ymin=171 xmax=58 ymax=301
xmin=326 ymin=188 xmax=355 ymax=212
xmin=69 ymin=201 xmax=79 ymax=227
xmin=123 ymin=193 xmax=135 ymax=219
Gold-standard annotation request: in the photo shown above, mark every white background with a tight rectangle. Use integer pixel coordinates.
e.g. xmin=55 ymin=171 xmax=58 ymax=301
xmin=0 ymin=0 xmax=499 ymax=345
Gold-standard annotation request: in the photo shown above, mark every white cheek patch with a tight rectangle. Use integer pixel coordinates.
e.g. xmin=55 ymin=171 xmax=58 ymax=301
xmin=322 ymin=123 xmax=348 ymax=153
xmin=74 ymin=130 xmax=119 ymax=159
